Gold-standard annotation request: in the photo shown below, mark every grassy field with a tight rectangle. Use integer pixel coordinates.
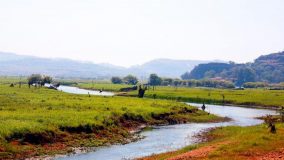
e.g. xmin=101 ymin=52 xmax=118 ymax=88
xmin=0 ymin=84 xmax=221 ymax=159
xmin=119 ymin=86 xmax=284 ymax=108
xmin=141 ymin=123 xmax=284 ymax=160
xmin=0 ymin=76 xmax=26 ymax=84
xmin=70 ymin=82 xmax=284 ymax=108
xmin=76 ymin=82 xmax=132 ymax=92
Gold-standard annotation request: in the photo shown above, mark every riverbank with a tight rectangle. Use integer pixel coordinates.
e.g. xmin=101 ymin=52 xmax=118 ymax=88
xmin=73 ymin=83 xmax=284 ymax=109
xmin=140 ymin=123 xmax=284 ymax=160
xmin=114 ymin=86 xmax=284 ymax=109
xmin=0 ymin=84 xmax=224 ymax=159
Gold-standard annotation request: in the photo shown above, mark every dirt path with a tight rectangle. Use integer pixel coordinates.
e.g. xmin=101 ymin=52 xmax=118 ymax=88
xmin=167 ymin=142 xmax=228 ymax=160
xmin=167 ymin=144 xmax=284 ymax=160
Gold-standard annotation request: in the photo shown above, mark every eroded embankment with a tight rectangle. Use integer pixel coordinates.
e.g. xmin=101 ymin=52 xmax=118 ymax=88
xmin=1 ymin=107 xmax=225 ymax=160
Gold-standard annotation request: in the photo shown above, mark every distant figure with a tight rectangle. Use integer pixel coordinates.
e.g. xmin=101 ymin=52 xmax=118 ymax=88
xmin=138 ymin=85 xmax=146 ymax=98
xmin=99 ymin=89 xmax=103 ymax=93
xmin=280 ymin=107 xmax=284 ymax=123
xmin=9 ymin=83 xmax=14 ymax=87
xmin=88 ymin=92 xmax=91 ymax=97
xmin=201 ymin=102 xmax=206 ymax=111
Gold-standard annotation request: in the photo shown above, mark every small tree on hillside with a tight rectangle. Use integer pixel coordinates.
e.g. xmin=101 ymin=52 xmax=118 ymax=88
xmin=123 ymin=75 xmax=138 ymax=85
xmin=149 ymin=74 xmax=162 ymax=90
xmin=111 ymin=76 xmax=123 ymax=84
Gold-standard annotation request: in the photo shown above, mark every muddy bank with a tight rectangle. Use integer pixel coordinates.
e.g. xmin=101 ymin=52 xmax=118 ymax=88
xmin=1 ymin=107 xmax=222 ymax=160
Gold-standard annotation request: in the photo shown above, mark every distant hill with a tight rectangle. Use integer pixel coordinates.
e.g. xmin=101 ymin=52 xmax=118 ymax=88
xmin=128 ymin=59 xmax=212 ymax=78
xmin=0 ymin=52 xmax=126 ymax=78
xmin=0 ymin=52 xmax=212 ymax=78
xmin=184 ymin=51 xmax=284 ymax=85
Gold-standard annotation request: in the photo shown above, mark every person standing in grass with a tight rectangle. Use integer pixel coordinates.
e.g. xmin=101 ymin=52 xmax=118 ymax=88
xmin=279 ymin=107 xmax=284 ymax=122
xmin=201 ymin=102 xmax=206 ymax=111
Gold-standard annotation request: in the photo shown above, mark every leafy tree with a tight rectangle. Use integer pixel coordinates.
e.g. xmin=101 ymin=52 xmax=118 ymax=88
xmin=123 ymin=75 xmax=138 ymax=85
xmin=43 ymin=76 xmax=53 ymax=84
xmin=27 ymin=74 xmax=53 ymax=88
xmin=111 ymin=76 xmax=123 ymax=84
xmin=27 ymin=74 xmax=42 ymax=87
xmin=149 ymin=74 xmax=162 ymax=86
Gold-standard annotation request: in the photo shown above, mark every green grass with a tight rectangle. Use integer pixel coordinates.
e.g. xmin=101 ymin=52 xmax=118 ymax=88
xmin=76 ymin=82 xmax=132 ymax=92
xmin=0 ymin=76 xmax=27 ymax=84
xmin=124 ymin=86 xmax=284 ymax=108
xmin=71 ymin=82 xmax=284 ymax=108
xmin=0 ymin=84 xmax=221 ymax=158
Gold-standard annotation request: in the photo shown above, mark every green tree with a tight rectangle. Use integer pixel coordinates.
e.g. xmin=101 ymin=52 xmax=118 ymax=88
xmin=111 ymin=76 xmax=123 ymax=84
xmin=43 ymin=76 xmax=53 ymax=84
xmin=27 ymin=74 xmax=42 ymax=88
xmin=123 ymin=75 xmax=138 ymax=85
xmin=149 ymin=74 xmax=162 ymax=89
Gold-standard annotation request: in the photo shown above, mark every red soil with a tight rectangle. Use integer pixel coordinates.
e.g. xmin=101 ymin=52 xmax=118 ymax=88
xmin=249 ymin=148 xmax=284 ymax=160
xmin=167 ymin=142 xmax=229 ymax=160
xmin=166 ymin=143 xmax=284 ymax=160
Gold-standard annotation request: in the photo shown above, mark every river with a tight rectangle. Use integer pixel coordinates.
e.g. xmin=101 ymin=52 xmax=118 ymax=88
xmin=53 ymin=85 xmax=276 ymax=160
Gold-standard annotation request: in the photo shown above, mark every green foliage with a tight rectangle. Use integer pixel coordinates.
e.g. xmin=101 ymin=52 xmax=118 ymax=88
xmin=27 ymin=74 xmax=42 ymax=84
xmin=125 ymin=86 xmax=284 ymax=108
xmin=186 ymin=63 xmax=233 ymax=80
xmin=42 ymin=76 xmax=52 ymax=84
xmin=27 ymin=74 xmax=53 ymax=85
xmin=182 ymin=51 xmax=284 ymax=85
xmin=111 ymin=76 xmax=123 ymax=84
xmin=243 ymin=82 xmax=268 ymax=88
xmin=161 ymin=79 xmax=235 ymax=89
xmin=149 ymin=74 xmax=162 ymax=86
xmin=233 ymin=66 xmax=256 ymax=86
xmin=123 ymin=75 xmax=138 ymax=85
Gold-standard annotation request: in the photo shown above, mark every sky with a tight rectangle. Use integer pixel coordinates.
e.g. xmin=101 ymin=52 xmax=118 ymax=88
xmin=0 ymin=0 xmax=284 ymax=67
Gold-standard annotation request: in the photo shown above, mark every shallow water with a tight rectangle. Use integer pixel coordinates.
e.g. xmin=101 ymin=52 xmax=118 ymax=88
xmin=56 ymin=86 xmax=276 ymax=160
xmin=50 ymin=85 xmax=115 ymax=96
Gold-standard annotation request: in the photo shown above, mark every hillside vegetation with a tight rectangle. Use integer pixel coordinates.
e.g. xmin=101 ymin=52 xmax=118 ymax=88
xmin=183 ymin=51 xmax=284 ymax=85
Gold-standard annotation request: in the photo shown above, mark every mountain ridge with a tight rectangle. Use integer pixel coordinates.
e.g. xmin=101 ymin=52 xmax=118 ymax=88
xmin=0 ymin=52 xmax=214 ymax=78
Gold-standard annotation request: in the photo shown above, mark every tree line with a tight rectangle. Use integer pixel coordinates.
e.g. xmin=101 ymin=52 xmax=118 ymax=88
xmin=111 ymin=73 xmax=235 ymax=88
xmin=27 ymin=74 xmax=53 ymax=88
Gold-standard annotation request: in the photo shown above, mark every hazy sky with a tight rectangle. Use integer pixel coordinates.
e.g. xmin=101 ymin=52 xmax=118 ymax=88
xmin=0 ymin=0 xmax=284 ymax=67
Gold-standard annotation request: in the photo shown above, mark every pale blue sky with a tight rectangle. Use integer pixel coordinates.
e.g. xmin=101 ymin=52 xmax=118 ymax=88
xmin=0 ymin=0 xmax=283 ymax=67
